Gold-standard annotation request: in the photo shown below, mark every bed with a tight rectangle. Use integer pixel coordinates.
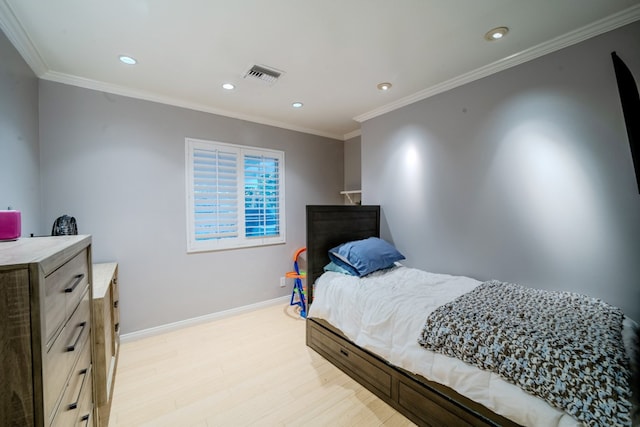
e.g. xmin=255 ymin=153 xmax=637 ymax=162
xmin=304 ymin=205 xmax=638 ymax=427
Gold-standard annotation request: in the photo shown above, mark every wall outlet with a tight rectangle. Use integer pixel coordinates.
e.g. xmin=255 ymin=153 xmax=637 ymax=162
xmin=279 ymin=277 xmax=286 ymax=287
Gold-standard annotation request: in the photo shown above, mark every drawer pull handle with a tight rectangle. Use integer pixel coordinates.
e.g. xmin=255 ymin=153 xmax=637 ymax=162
xmin=68 ymin=366 xmax=91 ymax=410
xmin=81 ymin=413 xmax=92 ymax=427
xmin=66 ymin=321 xmax=86 ymax=352
xmin=114 ymin=300 xmax=119 ymax=308
xmin=115 ymin=322 xmax=120 ymax=333
xmin=65 ymin=273 xmax=85 ymax=293
xmin=340 ymin=348 xmax=349 ymax=357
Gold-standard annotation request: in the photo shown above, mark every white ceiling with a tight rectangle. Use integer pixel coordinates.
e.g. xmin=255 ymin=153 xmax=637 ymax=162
xmin=1 ymin=1 xmax=639 ymax=140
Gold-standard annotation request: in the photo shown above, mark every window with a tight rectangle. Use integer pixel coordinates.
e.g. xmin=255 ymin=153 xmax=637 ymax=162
xmin=186 ymin=138 xmax=285 ymax=252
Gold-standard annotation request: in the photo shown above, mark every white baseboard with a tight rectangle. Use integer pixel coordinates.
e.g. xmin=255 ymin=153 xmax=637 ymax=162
xmin=120 ymin=295 xmax=290 ymax=343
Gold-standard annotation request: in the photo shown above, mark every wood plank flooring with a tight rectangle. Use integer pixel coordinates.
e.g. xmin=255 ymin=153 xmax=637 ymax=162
xmin=108 ymin=303 xmax=416 ymax=427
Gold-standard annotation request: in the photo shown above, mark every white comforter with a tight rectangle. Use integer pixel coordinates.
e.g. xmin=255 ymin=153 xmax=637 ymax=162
xmin=308 ymin=266 xmax=636 ymax=427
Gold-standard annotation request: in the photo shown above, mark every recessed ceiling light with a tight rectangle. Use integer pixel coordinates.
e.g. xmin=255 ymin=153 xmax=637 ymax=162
xmin=118 ymin=55 xmax=137 ymax=65
xmin=484 ymin=27 xmax=509 ymax=41
xmin=377 ymin=82 xmax=392 ymax=91
xmin=292 ymin=102 xmax=303 ymax=108
xmin=222 ymin=83 xmax=235 ymax=90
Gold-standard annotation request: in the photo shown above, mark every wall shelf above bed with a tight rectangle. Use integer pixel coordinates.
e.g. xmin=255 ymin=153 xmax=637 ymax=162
xmin=340 ymin=190 xmax=361 ymax=205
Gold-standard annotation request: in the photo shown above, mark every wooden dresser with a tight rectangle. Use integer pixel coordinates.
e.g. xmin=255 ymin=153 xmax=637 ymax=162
xmin=0 ymin=236 xmax=95 ymax=426
xmin=92 ymin=262 xmax=119 ymax=427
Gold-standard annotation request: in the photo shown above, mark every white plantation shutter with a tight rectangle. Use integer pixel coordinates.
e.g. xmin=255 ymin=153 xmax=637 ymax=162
xmin=193 ymin=147 xmax=238 ymax=241
xmin=186 ymin=138 xmax=285 ymax=252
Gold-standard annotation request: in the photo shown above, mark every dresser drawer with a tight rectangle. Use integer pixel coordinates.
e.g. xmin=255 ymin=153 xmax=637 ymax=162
xmin=75 ymin=380 xmax=94 ymax=427
xmin=44 ymin=288 xmax=91 ymax=424
xmin=52 ymin=337 xmax=93 ymax=427
xmin=44 ymin=248 xmax=90 ymax=346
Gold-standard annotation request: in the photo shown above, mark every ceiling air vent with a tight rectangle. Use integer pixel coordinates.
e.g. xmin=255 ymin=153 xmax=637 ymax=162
xmin=244 ymin=64 xmax=282 ymax=85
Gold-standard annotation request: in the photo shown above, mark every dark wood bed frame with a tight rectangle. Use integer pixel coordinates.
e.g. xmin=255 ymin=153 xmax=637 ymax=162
xmin=305 ymin=205 xmax=521 ymax=427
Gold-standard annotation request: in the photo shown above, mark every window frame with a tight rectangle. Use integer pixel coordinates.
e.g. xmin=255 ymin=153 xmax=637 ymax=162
xmin=185 ymin=137 xmax=285 ymax=253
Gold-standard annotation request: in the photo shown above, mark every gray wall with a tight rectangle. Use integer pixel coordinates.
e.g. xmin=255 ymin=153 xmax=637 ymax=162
xmin=362 ymin=21 xmax=640 ymax=321
xmin=344 ymin=135 xmax=361 ymax=191
xmin=39 ymin=81 xmax=343 ymax=333
xmin=0 ymin=29 xmax=40 ymax=236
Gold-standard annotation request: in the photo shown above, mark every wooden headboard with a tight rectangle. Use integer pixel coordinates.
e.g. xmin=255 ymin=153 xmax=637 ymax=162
xmin=305 ymin=205 xmax=380 ymax=303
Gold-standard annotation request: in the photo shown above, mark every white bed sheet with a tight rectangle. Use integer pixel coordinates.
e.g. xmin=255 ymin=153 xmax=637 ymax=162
xmin=308 ymin=266 xmax=636 ymax=427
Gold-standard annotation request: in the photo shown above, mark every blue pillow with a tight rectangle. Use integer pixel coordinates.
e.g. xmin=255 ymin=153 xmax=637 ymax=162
xmin=328 ymin=237 xmax=405 ymax=277
xmin=323 ymin=261 xmax=355 ymax=275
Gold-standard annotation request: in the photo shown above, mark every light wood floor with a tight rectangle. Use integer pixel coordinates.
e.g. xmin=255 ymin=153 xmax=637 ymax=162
xmin=108 ymin=303 xmax=416 ymax=427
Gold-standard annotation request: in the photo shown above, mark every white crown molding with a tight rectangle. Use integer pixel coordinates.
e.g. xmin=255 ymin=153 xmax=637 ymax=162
xmin=41 ymin=70 xmax=344 ymax=141
xmin=4 ymin=0 xmax=636 ymax=140
xmin=0 ymin=0 xmax=48 ymax=76
xmin=343 ymin=129 xmax=362 ymax=140
xmin=1 ymin=2 xmax=343 ymax=140
xmin=354 ymin=4 xmax=640 ymax=124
